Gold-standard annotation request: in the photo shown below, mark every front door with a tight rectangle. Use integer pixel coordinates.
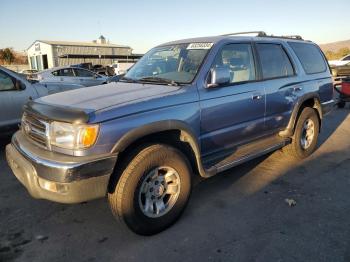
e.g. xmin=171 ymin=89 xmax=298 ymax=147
xmin=198 ymin=43 xmax=266 ymax=157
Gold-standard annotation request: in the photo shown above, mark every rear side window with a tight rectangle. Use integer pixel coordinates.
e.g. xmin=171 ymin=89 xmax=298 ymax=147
xmin=342 ymin=55 xmax=350 ymax=61
xmin=74 ymin=69 xmax=95 ymax=77
xmin=288 ymin=42 xmax=327 ymax=74
xmin=256 ymin=44 xmax=294 ymax=79
xmin=52 ymin=68 xmax=75 ymax=77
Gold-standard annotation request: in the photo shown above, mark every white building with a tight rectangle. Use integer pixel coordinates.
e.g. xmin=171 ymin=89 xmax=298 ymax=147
xmin=27 ymin=36 xmax=141 ymax=70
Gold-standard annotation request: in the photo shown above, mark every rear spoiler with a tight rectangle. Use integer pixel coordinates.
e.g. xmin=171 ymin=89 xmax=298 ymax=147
xmin=24 ymin=101 xmax=90 ymax=124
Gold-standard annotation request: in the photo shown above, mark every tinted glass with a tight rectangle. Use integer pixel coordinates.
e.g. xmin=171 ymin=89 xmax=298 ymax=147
xmin=74 ymin=69 xmax=95 ymax=77
xmin=52 ymin=68 xmax=75 ymax=77
xmin=212 ymin=44 xmax=256 ymax=83
xmin=257 ymin=44 xmax=294 ymax=79
xmin=0 ymin=71 xmax=15 ymax=91
xmin=288 ymin=42 xmax=327 ymax=74
xmin=343 ymin=55 xmax=350 ymax=61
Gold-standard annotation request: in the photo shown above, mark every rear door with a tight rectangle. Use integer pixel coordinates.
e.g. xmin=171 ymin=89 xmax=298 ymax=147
xmin=73 ymin=68 xmax=100 ymax=86
xmin=54 ymin=68 xmax=77 ymax=84
xmin=254 ymin=42 xmax=297 ymax=133
xmin=199 ymin=43 xmax=266 ymax=157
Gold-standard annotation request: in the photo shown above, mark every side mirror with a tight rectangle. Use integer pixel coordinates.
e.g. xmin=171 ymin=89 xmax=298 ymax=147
xmin=207 ymin=67 xmax=231 ymax=88
xmin=15 ymin=79 xmax=26 ymax=90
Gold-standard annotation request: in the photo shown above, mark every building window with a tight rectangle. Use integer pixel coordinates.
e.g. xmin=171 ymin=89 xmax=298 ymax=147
xmin=30 ymin=56 xmax=36 ymax=70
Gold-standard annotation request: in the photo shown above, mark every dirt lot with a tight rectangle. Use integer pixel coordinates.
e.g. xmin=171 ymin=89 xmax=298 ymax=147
xmin=0 ymin=108 xmax=350 ymax=262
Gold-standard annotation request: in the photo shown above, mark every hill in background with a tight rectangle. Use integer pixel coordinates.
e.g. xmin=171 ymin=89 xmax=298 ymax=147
xmin=319 ymin=39 xmax=350 ymax=60
xmin=319 ymin=39 xmax=350 ymax=52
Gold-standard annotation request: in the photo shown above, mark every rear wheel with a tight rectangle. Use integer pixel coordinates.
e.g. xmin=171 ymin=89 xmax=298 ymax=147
xmin=108 ymin=144 xmax=192 ymax=235
xmin=283 ymin=107 xmax=320 ymax=160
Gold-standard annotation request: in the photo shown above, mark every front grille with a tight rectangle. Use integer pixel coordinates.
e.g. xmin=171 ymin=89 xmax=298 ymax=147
xmin=22 ymin=112 xmax=50 ymax=149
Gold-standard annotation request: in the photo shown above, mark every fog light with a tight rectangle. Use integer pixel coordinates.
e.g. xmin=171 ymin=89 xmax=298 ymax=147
xmin=38 ymin=178 xmax=68 ymax=193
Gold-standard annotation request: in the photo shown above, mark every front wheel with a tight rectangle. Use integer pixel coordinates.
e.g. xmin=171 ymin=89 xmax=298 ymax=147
xmin=283 ymin=107 xmax=320 ymax=160
xmin=108 ymin=144 xmax=192 ymax=235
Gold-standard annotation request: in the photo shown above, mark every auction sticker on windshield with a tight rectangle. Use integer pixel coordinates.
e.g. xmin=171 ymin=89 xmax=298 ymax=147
xmin=187 ymin=43 xmax=213 ymax=50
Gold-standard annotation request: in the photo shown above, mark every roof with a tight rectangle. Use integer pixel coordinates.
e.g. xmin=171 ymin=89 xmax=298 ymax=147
xmin=30 ymin=40 xmax=131 ymax=49
xmin=159 ymin=34 xmax=310 ymax=47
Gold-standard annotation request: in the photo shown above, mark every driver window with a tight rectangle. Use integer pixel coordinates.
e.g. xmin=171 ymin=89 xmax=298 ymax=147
xmin=0 ymin=71 xmax=15 ymax=91
xmin=212 ymin=44 xmax=256 ymax=83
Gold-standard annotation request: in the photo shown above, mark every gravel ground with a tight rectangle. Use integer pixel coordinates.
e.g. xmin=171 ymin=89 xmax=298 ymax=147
xmin=0 ymin=108 xmax=349 ymax=262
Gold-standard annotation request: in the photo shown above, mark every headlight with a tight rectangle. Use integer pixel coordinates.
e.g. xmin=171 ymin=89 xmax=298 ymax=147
xmin=50 ymin=121 xmax=99 ymax=150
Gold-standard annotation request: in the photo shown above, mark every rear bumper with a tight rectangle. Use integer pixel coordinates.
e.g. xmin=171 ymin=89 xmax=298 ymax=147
xmin=6 ymin=132 xmax=117 ymax=204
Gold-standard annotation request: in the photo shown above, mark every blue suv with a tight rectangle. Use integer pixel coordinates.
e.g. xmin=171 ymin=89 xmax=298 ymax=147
xmin=6 ymin=32 xmax=334 ymax=235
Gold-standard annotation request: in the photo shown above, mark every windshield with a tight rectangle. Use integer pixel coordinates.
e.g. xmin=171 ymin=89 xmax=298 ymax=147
xmin=124 ymin=43 xmax=213 ymax=84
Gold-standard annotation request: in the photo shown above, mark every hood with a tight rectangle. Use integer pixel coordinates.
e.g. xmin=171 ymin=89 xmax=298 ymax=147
xmin=35 ymin=82 xmax=185 ymax=121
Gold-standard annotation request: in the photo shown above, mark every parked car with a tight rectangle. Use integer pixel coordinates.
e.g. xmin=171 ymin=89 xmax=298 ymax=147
xmin=20 ymin=69 xmax=39 ymax=75
xmin=91 ymin=64 xmax=106 ymax=75
xmin=35 ymin=66 xmax=108 ymax=87
xmin=18 ymin=69 xmax=40 ymax=81
xmin=331 ymin=62 xmax=350 ymax=77
xmin=107 ymin=74 xmax=123 ymax=83
xmin=6 ymin=32 xmax=334 ymax=235
xmin=0 ymin=66 xmax=84 ymax=135
xmin=110 ymin=62 xmax=134 ymax=75
xmin=71 ymin=63 xmax=93 ymax=70
xmin=328 ymin=54 xmax=350 ymax=66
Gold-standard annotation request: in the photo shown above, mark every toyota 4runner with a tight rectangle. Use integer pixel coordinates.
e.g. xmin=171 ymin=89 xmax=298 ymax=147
xmin=6 ymin=32 xmax=334 ymax=235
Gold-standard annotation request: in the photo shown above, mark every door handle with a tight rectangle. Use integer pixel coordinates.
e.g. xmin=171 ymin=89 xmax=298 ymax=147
xmin=293 ymin=86 xmax=303 ymax=92
xmin=252 ymin=94 xmax=263 ymax=100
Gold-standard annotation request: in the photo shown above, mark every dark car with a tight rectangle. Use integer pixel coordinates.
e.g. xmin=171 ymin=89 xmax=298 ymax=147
xmin=6 ymin=32 xmax=334 ymax=235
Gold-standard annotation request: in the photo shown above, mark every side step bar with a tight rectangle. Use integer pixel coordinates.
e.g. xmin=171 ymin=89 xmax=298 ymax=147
xmin=215 ymin=139 xmax=290 ymax=173
xmin=202 ymin=137 xmax=291 ymax=177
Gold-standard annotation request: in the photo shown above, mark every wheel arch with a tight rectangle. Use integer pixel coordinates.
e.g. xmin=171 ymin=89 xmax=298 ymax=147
xmin=108 ymin=121 xmax=210 ymax=193
xmin=280 ymin=94 xmax=322 ymax=137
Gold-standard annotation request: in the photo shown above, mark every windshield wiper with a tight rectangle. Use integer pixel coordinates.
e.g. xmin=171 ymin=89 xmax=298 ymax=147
xmin=119 ymin=77 xmax=141 ymax=83
xmin=138 ymin=76 xmax=180 ymax=86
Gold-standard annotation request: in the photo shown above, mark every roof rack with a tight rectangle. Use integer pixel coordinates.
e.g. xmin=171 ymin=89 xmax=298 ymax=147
xmin=221 ymin=31 xmax=267 ymax=37
xmin=280 ymin=35 xmax=303 ymax=40
xmin=221 ymin=31 xmax=304 ymax=40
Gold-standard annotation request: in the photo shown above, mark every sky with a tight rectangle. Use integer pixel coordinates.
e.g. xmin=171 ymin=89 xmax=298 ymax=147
xmin=0 ymin=0 xmax=349 ymax=53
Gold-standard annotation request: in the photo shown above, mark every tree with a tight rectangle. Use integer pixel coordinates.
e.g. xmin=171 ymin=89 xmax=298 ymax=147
xmin=0 ymin=48 xmax=15 ymax=64
xmin=338 ymin=47 xmax=350 ymax=58
xmin=324 ymin=47 xmax=350 ymax=61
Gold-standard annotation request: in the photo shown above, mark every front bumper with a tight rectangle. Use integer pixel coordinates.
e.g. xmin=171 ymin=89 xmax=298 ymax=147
xmin=6 ymin=131 xmax=117 ymax=204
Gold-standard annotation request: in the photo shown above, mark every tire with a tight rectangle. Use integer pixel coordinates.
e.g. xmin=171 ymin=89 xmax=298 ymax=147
xmin=338 ymin=101 xmax=346 ymax=108
xmin=283 ymin=107 xmax=320 ymax=160
xmin=108 ymin=144 xmax=192 ymax=235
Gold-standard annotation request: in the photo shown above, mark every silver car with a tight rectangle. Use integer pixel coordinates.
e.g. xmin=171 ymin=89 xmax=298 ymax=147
xmin=36 ymin=66 xmax=108 ymax=87
xmin=0 ymin=66 xmax=84 ymax=135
